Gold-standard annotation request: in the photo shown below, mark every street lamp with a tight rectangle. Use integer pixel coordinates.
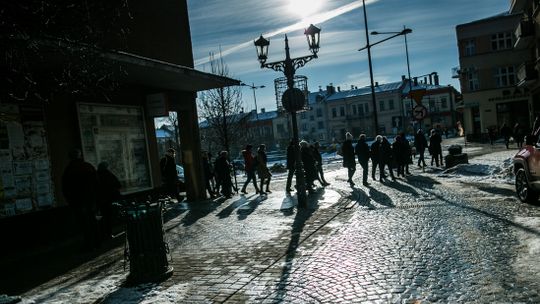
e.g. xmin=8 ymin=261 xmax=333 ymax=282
xmin=372 ymin=26 xmax=413 ymax=129
xmin=240 ymin=82 xmax=265 ymax=119
xmin=254 ymin=24 xmax=321 ymax=208
xmin=358 ymin=0 xmax=412 ymax=135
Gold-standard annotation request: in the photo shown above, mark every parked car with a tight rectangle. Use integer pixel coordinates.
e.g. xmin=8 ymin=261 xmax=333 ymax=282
xmin=176 ymin=165 xmax=186 ymax=191
xmin=513 ymin=143 xmax=540 ymax=203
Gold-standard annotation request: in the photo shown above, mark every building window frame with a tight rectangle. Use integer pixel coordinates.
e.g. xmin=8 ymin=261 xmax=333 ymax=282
xmin=491 ymin=32 xmax=513 ymax=51
xmin=494 ymin=66 xmax=516 ymax=88
xmin=464 ymin=39 xmax=476 ymax=56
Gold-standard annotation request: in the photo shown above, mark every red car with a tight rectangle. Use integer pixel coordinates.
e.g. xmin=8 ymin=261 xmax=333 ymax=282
xmin=513 ymin=144 xmax=540 ymax=203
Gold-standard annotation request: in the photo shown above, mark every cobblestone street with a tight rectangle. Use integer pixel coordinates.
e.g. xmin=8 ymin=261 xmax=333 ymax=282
xmin=21 ymin=145 xmax=540 ymax=303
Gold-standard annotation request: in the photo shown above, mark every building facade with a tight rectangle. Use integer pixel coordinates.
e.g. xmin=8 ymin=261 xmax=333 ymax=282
xmin=455 ymin=11 xmax=532 ymax=139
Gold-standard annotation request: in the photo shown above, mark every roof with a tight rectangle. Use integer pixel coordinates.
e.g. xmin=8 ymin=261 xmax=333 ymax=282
xmin=402 ymin=82 xmax=449 ymax=95
xmin=456 ymin=11 xmax=518 ymax=28
xmin=326 ymin=81 xmax=404 ymax=102
xmin=249 ymin=110 xmax=278 ymax=121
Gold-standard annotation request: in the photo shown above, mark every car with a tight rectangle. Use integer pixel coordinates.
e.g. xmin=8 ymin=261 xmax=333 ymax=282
xmin=513 ymin=141 xmax=540 ymax=203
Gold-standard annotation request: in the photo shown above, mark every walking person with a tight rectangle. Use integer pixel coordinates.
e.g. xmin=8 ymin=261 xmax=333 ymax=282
xmin=355 ymin=134 xmax=370 ymax=186
xmin=214 ymin=151 xmax=233 ymax=198
xmin=312 ymin=141 xmax=330 ymax=186
xmin=300 ymin=140 xmax=317 ymax=192
xmin=160 ymin=148 xmax=182 ymax=202
xmin=381 ymin=136 xmax=396 ymax=181
xmin=415 ymin=129 xmax=428 ymax=168
xmin=202 ymin=152 xmax=216 ymax=198
xmin=392 ymin=135 xmax=405 ymax=177
xmin=97 ymin=162 xmax=122 ymax=241
xmin=371 ymin=135 xmax=384 ymax=181
xmin=429 ymin=129 xmax=443 ymax=167
xmin=285 ymin=140 xmax=296 ymax=192
xmin=256 ymin=144 xmax=272 ymax=194
xmin=62 ymin=149 xmax=100 ymax=251
xmin=500 ymin=123 xmax=511 ymax=149
xmin=514 ymin=122 xmax=525 ymax=148
xmin=342 ymin=132 xmax=356 ymax=186
xmin=240 ymin=144 xmax=260 ymax=194
xmin=401 ymin=133 xmax=412 ymax=175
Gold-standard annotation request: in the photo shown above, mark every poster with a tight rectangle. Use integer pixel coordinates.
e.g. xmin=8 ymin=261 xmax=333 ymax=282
xmin=35 ymin=181 xmax=50 ymax=194
xmin=34 ymin=170 xmax=50 ymax=182
xmin=34 ymin=159 xmax=49 ymax=171
xmin=37 ymin=194 xmax=53 ymax=207
xmin=15 ymin=198 xmax=33 ymax=212
xmin=15 ymin=175 xmax=32 ymax=196
xmin=6 ymin=121 xmax=24 ymax=147
xmin=1 ymin=203 xmax=16 ymax=217
xmin=13 ymin=161 xmax=33 ymax=175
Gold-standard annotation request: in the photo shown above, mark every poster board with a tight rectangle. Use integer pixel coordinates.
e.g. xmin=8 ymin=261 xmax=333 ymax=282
xmin=0 ymin=104 xmax=55 ymax=218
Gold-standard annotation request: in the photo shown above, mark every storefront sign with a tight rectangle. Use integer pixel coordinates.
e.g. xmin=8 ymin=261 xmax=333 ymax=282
xmin=146 ymin=93 xmax=169 ymax=117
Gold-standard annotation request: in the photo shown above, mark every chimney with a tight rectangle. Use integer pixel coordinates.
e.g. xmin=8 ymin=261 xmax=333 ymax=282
xmin=326 ymin=84 xmax=335 ymax=95
xmin=401 ymin=75 xmax=406 ymax=81
xmin=424 ymin=76 xmax=428 ymax=84
xmin=375 ymin=82 xmax=379 ymax=86
xmin=434 ymin=73 xmax=440 ymax=85
xmin=319 ymin=86 xmax=323 ymax=92
xmin=351 ymin=85 xmax=355 ymax=90
xmin=260 ymin=108 xmax=265 ymax=113
xmin=413 ymin=77 xmax=418 ymax=86
xmin=429 ymin=74 xmax=433 ymax=85
xmin=337 ymin=86 xmax=341 ymax=92
xmin=355 ymin=86 xmax=358 ymax=89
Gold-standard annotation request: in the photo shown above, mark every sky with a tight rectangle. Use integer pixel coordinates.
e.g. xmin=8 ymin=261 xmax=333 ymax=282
xmin=187 ymin=0 xmax=509 ymax=113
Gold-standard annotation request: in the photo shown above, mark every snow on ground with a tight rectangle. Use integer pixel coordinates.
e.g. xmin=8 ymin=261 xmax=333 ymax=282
xmin=439 ymin=150 xmax=516 ymax=184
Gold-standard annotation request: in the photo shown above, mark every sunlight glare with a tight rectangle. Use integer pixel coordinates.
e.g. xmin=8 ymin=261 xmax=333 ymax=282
xmin=288 ymin=0 xmax=323 ymax=18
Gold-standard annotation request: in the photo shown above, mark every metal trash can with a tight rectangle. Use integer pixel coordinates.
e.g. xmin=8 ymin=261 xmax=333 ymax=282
xmin=120 ymin=201 xmax=173 ymax=284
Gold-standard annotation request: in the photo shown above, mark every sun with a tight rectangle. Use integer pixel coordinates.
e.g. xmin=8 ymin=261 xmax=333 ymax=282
xmin=287 ymin=0 xmax=322 ymax=18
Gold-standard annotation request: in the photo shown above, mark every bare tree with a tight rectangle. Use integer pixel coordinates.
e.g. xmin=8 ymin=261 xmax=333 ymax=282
xmin=198 ymin=53 xmax=248 ymax=155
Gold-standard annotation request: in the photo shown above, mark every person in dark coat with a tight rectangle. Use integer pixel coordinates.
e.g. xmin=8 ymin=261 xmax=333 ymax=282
xmin=500 ymin=123 xmax=512 ymax=149
xmin=392 ymin=135 xmax=405 ymax=177
xmin=285 ymin=140 xmax=296 ymax=192
xmin=62 ymin=149 xmax=100 ymax=250
xmin=370 ymin=135 xmax=383 ymax=181
xmin=256 ymin=144 xmax=272 ymax=194
xmin=488 ymin=127 xmax=496 ymax=145
xmin=342 ymin=132 xmax=356 ymax=186
xmin=160 ymin=148 xmax=182 ymax=202
xmin=415 ymin=129 xmax=428 ymax=168
xmin=429 ymin=129 xmax=443 ymax=167
xmin=214 ymin=151 xmax=233 ymax=198
xmin=354 ymin=134 xmax=370 ymax=186
xmin=300 ymin=140 xmax=317 ymax=192
xmin=312 ymin=141 xmax=330 ymax=186
xmin=514 ymin=122 xmax=524 ymax=148
xmin=240 ymin=145 xmax=260 ymax=194
xmin=397 ymin=132 xmax=412 ymax=175
xmin=381 ymin=136 xmax=396 ymax=181
xmin=202 ymin=152 xmax=216 ymax=198
xmin=97 ymin=162 xmax=121 ymax=240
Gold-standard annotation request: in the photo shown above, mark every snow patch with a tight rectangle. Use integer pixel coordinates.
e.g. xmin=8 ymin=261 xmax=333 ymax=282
xmin=512 ymin=217 xmax=540 ymax=280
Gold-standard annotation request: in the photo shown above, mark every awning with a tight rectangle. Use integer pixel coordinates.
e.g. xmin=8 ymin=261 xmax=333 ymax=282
xmin=103 ymin=51 xmax=240 ymax=92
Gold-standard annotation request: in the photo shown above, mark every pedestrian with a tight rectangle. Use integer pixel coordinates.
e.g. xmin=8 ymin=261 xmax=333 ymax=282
xmin=342 ymin=132 xmax=356 ymax=186
xmin=371 ymin=135 xmax=383 ymax=181
xmin=514 ymin=122 xmax=524 ymax=148
xmin=444 ymin=127 xmax=449 ymax=139
xmin=500 ymin=123 xmax=511 ymax=149
xmin=355 ymin=134 xmax=370 ymax=186
xmin=207 ymin=152 xmax=216 ymax=190
xmin=159 ymin=148 xmax=182 ymax=202
xmin=393 ymin=135 xmax=405 ymax=177
xmin=285 ymin=140 xmax=296 ymax=192
xmin=202 ymin=152 xmax=216 ymax=198
xmin=96 ymin=162 xmax=121 ymax=241
xmin=256 ymin=144 xmax=272 ymax=194
xmin=429 ymin=129 xmax=443 ymax=167
xmin=214 ymin=151 xmax=233 ymax=198
xmin=62 ymin=149 xmax=100 ymax=251
xmin=415 ymin=129 xmax=428 ymax=167
xmin=401 ymin=132 xmax=412 ymax=175
xmin=300 ymin=140 xmax=317 ymax=192
xmin=488 ymin=127 xmax=496 ymax=145
xmin=240 ymin=144 xmax=260 ymax=194
xmin=381 ymin=136 xmax=396 ymax=181
xmin=312 ymin=141 xmax=330 ymax=186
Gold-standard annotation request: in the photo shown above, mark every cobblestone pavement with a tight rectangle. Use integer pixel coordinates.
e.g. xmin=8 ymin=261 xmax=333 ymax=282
xmin=22 ymin=143 xmax=540 ymax=303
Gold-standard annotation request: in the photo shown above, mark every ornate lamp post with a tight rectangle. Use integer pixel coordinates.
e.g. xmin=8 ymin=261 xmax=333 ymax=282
xmin=254 ymin=24 xmax=321 ymax=208
xmin=372 ymin=26 xmax=413 ymax=128
xmin=240 ymin=82 xmax=265 ymax=119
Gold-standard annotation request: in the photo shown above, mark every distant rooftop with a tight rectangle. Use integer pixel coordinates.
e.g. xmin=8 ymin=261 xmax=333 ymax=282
xmin=456 ymin=11 xmax=519 ymax=28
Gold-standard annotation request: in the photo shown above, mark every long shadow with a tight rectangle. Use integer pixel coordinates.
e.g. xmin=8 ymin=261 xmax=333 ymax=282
xmin=383 ymin=180 xmax=420 ymax=196
xmin=216 ymin=195 xmax=253 ymax=219
xmin=237 ymin=195 xmax=267 ymax=220
xmin=368 ymin=186 xmax=394 ymax=207
xmin=181 ymin=200 xmax=224 ymax=227
xmin=271 ymin=192 xmax=322 ymax=302
xmin=407 ymin=175 xmax=442 ymax=190
xmin=280 ymin=192 xmax=296 ymax=216
xmin=349 ymin=186 xmax=376 ymax=210
xmin=94 ymin=282 xmax=157 ymax=304
xmin=477 ymin=185 xmax=517 ymax=197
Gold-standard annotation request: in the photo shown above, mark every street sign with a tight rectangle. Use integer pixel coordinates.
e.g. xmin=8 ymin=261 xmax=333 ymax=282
xmin=413 ymin=105 xmax=428 ymax=120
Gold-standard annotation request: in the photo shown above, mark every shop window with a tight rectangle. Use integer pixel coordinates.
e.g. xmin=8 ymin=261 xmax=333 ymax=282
xmin=78 ymin=104 xmax=152 ymax=194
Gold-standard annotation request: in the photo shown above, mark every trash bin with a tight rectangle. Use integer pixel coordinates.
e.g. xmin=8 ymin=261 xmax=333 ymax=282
xmin=120 ymin=201 xmax=173 ymax=284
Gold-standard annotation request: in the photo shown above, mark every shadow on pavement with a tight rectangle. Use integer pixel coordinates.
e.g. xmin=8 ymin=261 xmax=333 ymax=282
xmin=349 ymin=186 xmax=376 ymax=210
xmin=180 ymin=200 xmax=224 ymax=227
xmin=369 ymin=187 xmax=394 ymax=207
xmin=383 ymin=180 xmax=420 ymax=196
xmin=477 ymin=185 xmax=517 ymax=197
xmin=216 ymin=195 xmax=253 ymax=219
xmin=237 ymin=195 xmax=267 ymax=220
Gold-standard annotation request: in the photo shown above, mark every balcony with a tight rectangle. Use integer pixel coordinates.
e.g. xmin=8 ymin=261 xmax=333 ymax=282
xmin=517 ymin=62 xmax=538 ymax=87
xmin=514 ymin=19 xmax=535 ymax=50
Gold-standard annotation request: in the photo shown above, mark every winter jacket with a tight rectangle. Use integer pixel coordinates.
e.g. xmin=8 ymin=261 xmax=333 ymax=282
xmin=342 ymin=140 xmax=356 ymax=168
xmin=355 ymin=139 xmax=370 ymax=164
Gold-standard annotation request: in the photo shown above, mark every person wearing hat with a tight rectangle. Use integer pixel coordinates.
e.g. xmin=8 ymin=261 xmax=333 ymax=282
xmin=160 ymin=148 xmax=182 ymax=202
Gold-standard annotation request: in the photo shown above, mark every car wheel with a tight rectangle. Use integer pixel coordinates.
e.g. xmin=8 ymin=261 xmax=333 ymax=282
xmin=515 ymin=168 xmax=539 ymax=203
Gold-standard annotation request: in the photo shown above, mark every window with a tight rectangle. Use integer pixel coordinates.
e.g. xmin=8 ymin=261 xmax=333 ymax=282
xmin=332 ymin=108 xmax=337 ymax=118
xmin=358 ymin=104 xmax=364 ymax=116
xmin=352 ymin=105 xmax=357 ymax=115
xmin=316 ymin=108 xmax=323 ymax=117
xmin=300 ymin=112 xmax=307 ymax=119
xmin=301 ymin=123 xmax=308 ymax=131
xmin=364 ymin=104 xmax=369 ymax=113
xmin=464 ymin=39 xmax=476 ymax=56
xmin=340 ymin=106 xmax=345 ymax=116
xmin=388 ymin=99 xmax=395 ymax=110
xmin=491 ymin=32 xmax=513 ymax=51
xmin=318 ymin=121 xmax=324 ymax=129
xmin=379 ymin=100 xmax=385 ymax=111
xmin=467 ymin=69 xmax=479 ymax=91
xmin=495 ymin=66 xmax=516 ymax=87
xmin=441 ymin=97 xmax=448 ymax=109
xmin=310 ymin=115 xmax=315 ymax=121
